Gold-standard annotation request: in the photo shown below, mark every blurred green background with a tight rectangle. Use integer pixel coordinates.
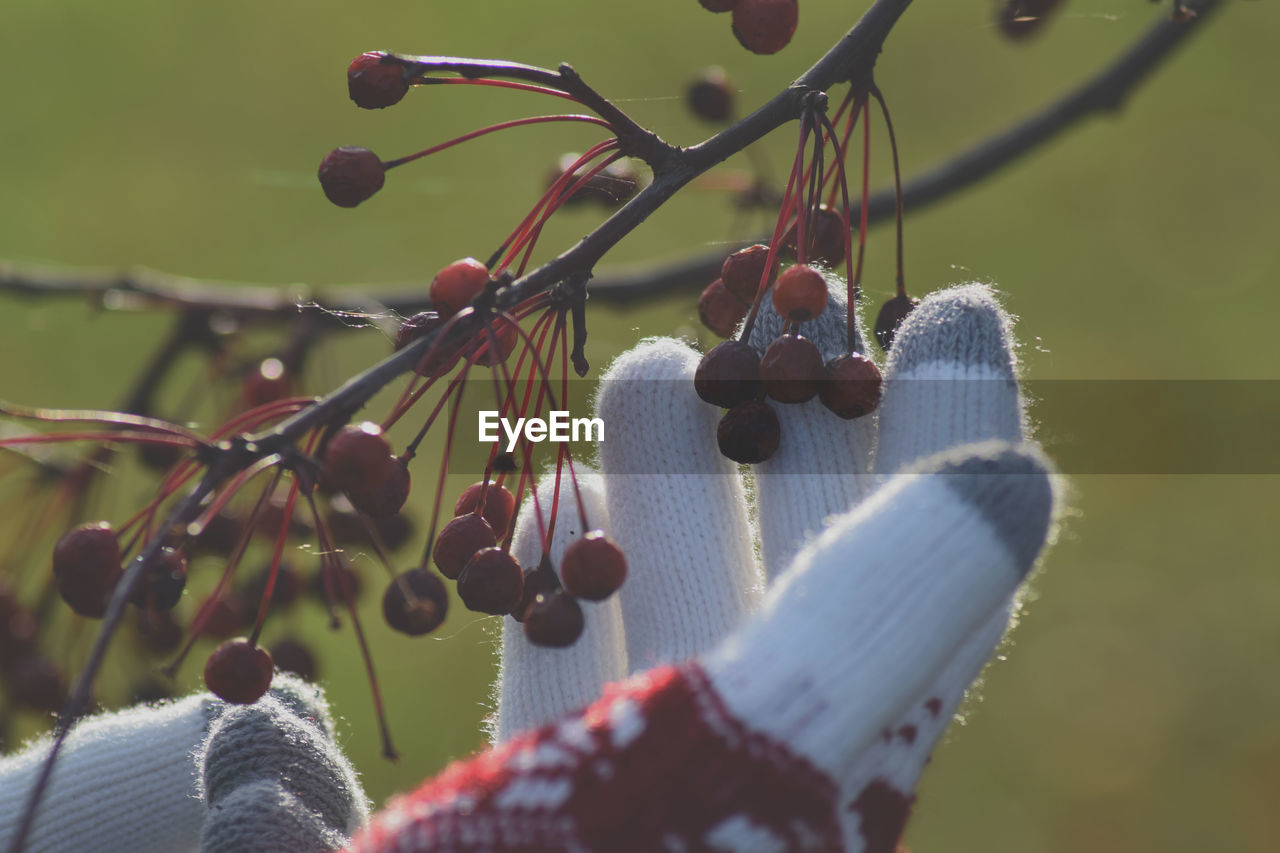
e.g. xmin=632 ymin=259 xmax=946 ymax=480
xmin=1 ymin=1 xmax=1277 ymax=851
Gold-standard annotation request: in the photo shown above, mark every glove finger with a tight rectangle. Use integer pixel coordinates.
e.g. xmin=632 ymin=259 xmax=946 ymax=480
xmin=703 ymin=442 xmax=1057 ymax=791
xmin=746 ymin=274 xmax=878 ymax=581
xmin=596 ymin=338 xmax=760 ymax=673
xmin=0 ymin=693 xmax=216 ymax=853
xmin=492 ymin=467 xmax=627 ymax=743
xmin=198 ymin=680 xmax=367 ymax=845
xmin=874 ymin=283 xmax=1024 ymax=476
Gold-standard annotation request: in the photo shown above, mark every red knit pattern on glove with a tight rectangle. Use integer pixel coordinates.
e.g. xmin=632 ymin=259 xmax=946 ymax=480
xmin=347 ymin=663 xmax=842 ymax=852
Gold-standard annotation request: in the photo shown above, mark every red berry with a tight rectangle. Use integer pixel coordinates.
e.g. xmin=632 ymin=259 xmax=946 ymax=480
xmin=309 ymin=558 xmax=362 ymax=605
xmin=721 ymin=245 xmax=774 ymax=303
xmin=318 ymin=146 xmax=385 ymax=208
xmin=243 ymin=560 xmax=302 ymax=610
xmin=453 ymin=482 xmax=517 ymax=540
xmin=760 ymin=333 xmax=824 ymax=404
xmin=429 ymin=258 xmax=490 ymax=316
xmin=783 ymin=205 xmax=846 ymax=267
xmin=687 ymin=67 xmax=734 ymax=122
xmin=395 ymin=310 xmax=465 ymax=377
xmin=772 ymin=264 xmax=829 ymax=322
xmin=874 ymin=294 xmax=919 ymax=351
xmin=512 ymin=565 xmax=560 ymax=623
xmin=382 ymin=569 xmax=449 ymax=636
xmin=469 ymin=316 xmax=520 ymax=367
xmin=559 ymin=532 xmax=627 ymax=601
xmin=721 ymin=244 xmax=776 ymax=302
xmin=819 ymin=353 xmax=883 ymax=419
xmin=347 ymin=51 xmax=409 ymax=109
xmin=129 ymin=547 xmax=188 ymax=612
xmin=204 ymin=638 xmax=274 ymax=705
xmin=695 ymin=340 xmax=762 ymax=408
xmin=698 ymin=278 xmax=749 ymax=339
xmin=271 ymin=637 xmax=318 ymax=681
xmin=0 ymin=590 xmax=37 ymax=668
xmin=717 ymin=399 xmax=780 ymax=463
xmin=731 ymin=0 xmax=799 ymax=55
xmin=8 ymin=655 xmax=66 ymax=712
xmin=433 ymin=513 xmax=498 ymax=580
xmin=242 ymin=358 xmax=291 ymax=408
xmin=198 ymin=592 xmax=248 ymax=639
xmin=325 ymin=422 xmax=394 ymax=495
xmin=524 ymin=592 xmax=584 ymax=647
xmin=699 ymin=0 xmax=739 ymax=12
xmin=52 ymin=522 xmax=122 ymax=619
xmin=349 ymin=460 xmax=411 ymax=519
xmin=457 ymin=547 xmax=524 ymax=615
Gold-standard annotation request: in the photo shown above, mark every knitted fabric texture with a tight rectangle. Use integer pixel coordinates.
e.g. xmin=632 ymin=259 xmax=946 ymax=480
xmin=349 ymin=440 xmax=1055 ymax=853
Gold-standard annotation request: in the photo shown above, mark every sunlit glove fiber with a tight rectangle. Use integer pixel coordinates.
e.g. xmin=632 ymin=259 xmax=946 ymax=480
xmin=0 ymin=674 xmax=366 ymax=853
xmin=197 ymin=676 xmax=369 ymax=852
xmin=346 ymin=283 xmax=1059 ymax=852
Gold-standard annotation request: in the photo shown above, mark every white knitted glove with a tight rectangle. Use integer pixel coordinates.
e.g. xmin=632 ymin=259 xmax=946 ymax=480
xmin=348 ymin=282 xmax=1058 ymax=852
xmin=0 ymin=674 xmax=367 ymax=853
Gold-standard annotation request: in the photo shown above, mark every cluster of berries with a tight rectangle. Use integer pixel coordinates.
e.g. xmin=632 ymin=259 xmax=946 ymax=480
xmin=698 ymin=0 xmax=800 ymax=56
xmin=695 ymin=245 xmax=882 ymax=464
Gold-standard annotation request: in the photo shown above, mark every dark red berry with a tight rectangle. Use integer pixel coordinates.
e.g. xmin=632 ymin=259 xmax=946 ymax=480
xmin=242 ymin=560 xmax=302 ymax=610
xmin=8 ymin=655 xmax=66 ymax=712
xmin=469 ymin=316 xmax=520 ymax=367
xmin=782 ymin=205 xmax=846 ymax=267
xmin=192 ymin=510 xmax=243 ymax=558
xmin=348 ymin=460 xmax=411 ymax=519
xmin=695 ymin=340 xmax=762 ymax=408
xmin=559 ymin=532 xmax=627 ymax=601
xmin=271 ymin=638 xmax=318 ymax=681
xmin=698 ymin=278 xmax=749 ymax=339
xmin=429 ymin=258 xmax=489 ymax=316
xmin=0 ymin=590 xmax=37 ymax=668
xmin=523 ymin=592 xmax=584 ymax=648
xmin=204 ymin=638 xmax=274 ymax=705
xmin=326 ymin=495 xmax=413 ymax=550
xmin=512 ymin=565 xmax=560 ymax=623
xmin=325 ymin=422 xmax=394 ymax=496
xmin=721 ymin=244 xmax=775 ymax=302
xmin=717 ymin=400 xmax=781 ymax=463
xmin=433 ymin=513 xmax=498 ymax=580
xmin=242 ymin=358 xmax=291 ymax=408
xmin=382 ymin=569 xmax=450 ymax=636
xmin=129 ymin=547 xmax=188 ymax=612
xmin=348 ymin=51 xmax=409 ymax=109
xmin=310 ymin=558 xmax=362 ymax=605
xmin=732 ymin=0 xmax=799 ymax=55
xmin=318 ymin=146 xmax=385 ymax=208
xmin=699 ymin=0 xmax=738 ymax=11
xmin=772 ymin=264 xmax=829 ymax=322
xmin=819 ymin=353 xmax=883 ymax=419
xmin=453 ymin=482 xmax=517 ymax=540
xmin=395 ymin=310 xmax=466 ymax=377
xmin=198 ymin=592 xmax=246 ymax=639
xmin=687 ymin=67 xmax=734 ymax=122
xmin=134 ymin=610 xmax=183 ymax=656
xmin=457 ymin=547 xmax=524 ymax=615
xmin=875 ymin=294 xmax=918 ymax=351
xmin=998 ymin=0 xmax=1064 ymax=39
xmin=760 ymin=333 xmax=824 ymax=404
xmin=52 ymin=522 xmax=122 ymax=619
